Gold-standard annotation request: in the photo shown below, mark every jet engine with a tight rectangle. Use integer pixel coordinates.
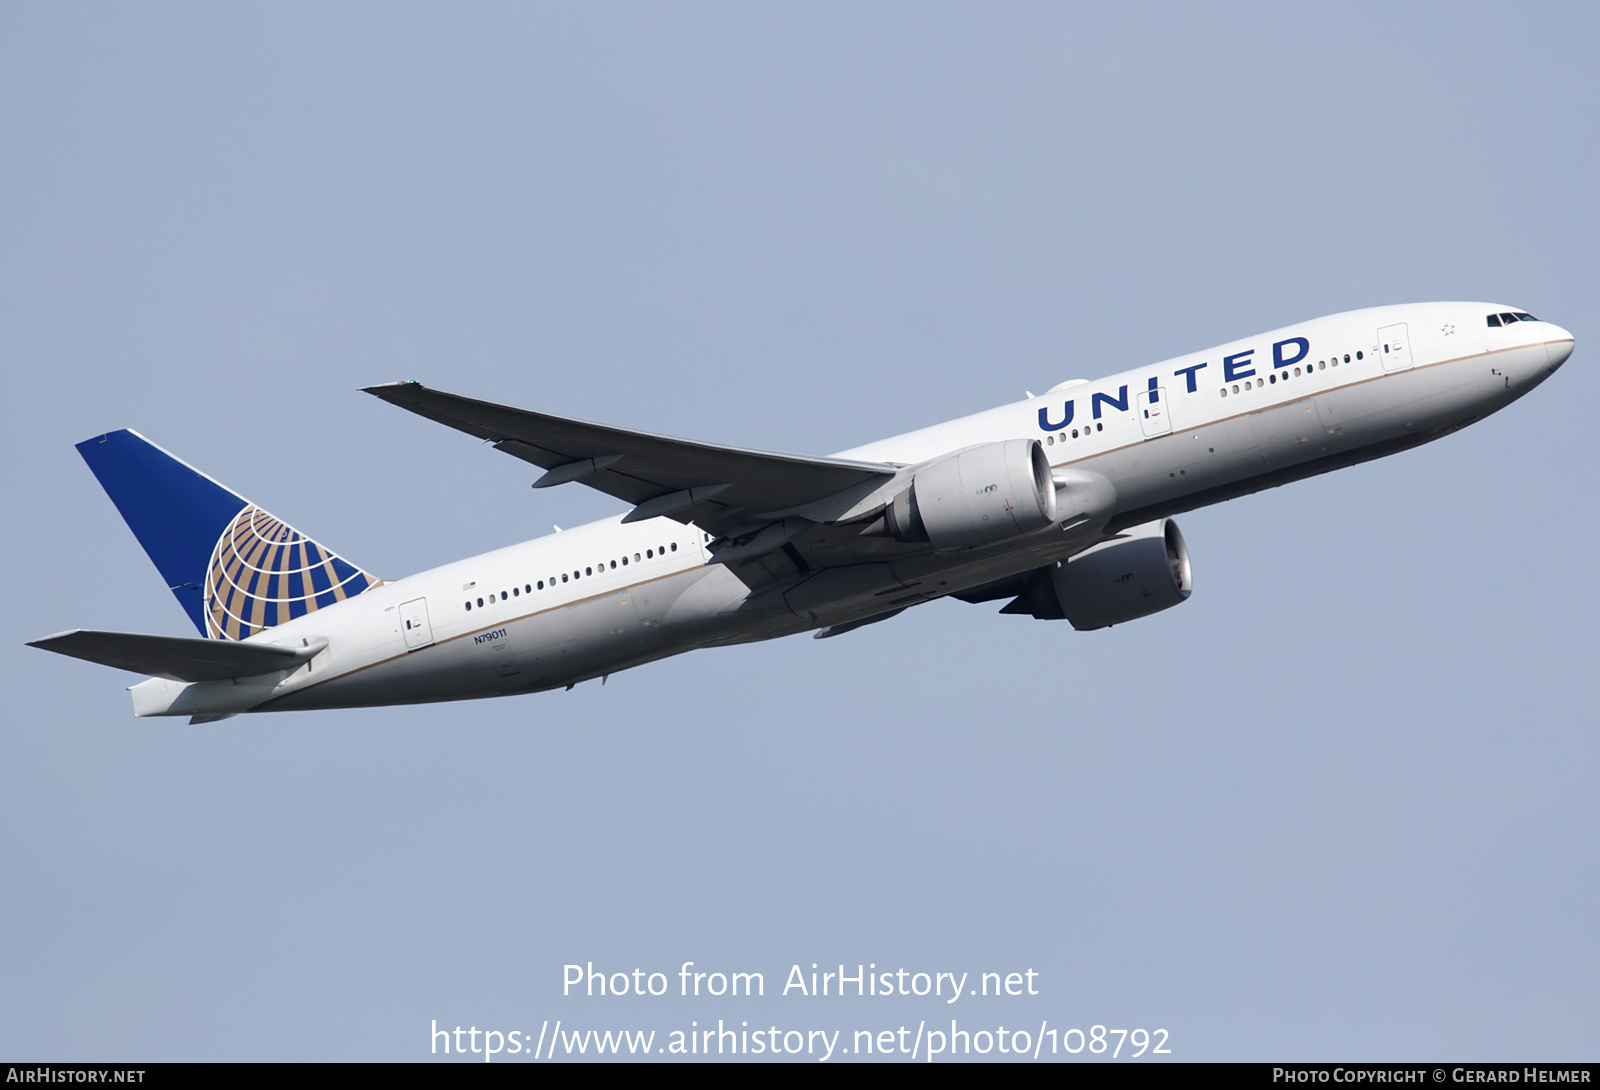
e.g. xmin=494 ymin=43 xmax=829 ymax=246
xmin=869 ymin=439 xmax=1057 ymax=550
xmin=1003 ymin=518 xmax=1192 ymax=629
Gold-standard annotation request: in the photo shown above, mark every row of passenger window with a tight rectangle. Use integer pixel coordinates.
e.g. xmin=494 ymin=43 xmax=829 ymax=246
xmin=1218 ymin=351 xmax=1362 ymax=398
xmin=1045 ymin=423 xmax=1103 ymax=445
xmin=463 ymin=542 xmax=681 ymax=612
xmin=1487 ymin=312 xmax=1537 ymax=326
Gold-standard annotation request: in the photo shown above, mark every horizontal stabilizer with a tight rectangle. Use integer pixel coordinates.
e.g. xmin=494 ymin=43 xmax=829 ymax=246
xmin=27 ymin=629 xmax=325 ymax=683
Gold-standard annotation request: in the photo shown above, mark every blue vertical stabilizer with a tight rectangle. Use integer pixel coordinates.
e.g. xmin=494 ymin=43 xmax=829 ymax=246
xmin=76 ymin=430 xmax=378 ymax=639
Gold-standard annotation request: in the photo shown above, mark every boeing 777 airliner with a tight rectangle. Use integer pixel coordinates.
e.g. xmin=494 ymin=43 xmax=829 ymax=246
xmin=29 ymin=302 xmax=1573 ymax=721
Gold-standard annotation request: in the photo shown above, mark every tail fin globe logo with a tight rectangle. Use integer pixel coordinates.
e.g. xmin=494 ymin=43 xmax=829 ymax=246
xmin=76 ymin=429 xmax=379 ymax=641
xmin=203 ymin=505 xmax=378 ymax=640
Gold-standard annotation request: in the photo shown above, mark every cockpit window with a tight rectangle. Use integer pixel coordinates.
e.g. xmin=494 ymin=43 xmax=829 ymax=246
xmin=1498 ymin=312 xmax=1519 ymax=324
xmin=1513 ymin=312 xmax=1537 ymax=321
xmin=1486 ymin=314 xmax=1502 ymax=327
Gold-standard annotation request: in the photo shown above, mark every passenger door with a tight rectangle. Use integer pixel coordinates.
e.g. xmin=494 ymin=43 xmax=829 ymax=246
xmin=1378 ymin=323 xmax=1413 ymax=373
xmin=399 ymin=598 xmax=434 ymax=651
xmin=1137 ymin=386 xmax=1172 ymax=439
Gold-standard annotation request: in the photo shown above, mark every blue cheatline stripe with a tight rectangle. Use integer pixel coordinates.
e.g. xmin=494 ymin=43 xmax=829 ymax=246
xmin=77 ymin=430 xmax=248 ymax=636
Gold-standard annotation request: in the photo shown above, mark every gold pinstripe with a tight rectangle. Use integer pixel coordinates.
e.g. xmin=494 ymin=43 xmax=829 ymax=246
xmin=256 ymin=335 xmax=1576 ymax=707
xmin=1045 ymin=338 xmax=1570 ymax=472
xmin=255 ymin=565 xmax=701 ymax=707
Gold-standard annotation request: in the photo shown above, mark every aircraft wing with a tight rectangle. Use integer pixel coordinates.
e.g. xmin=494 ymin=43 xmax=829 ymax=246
xmin=363 ymin=382 xmax=897 ymax=534
xmin=28 ymin=629 xmax=324 ymax=682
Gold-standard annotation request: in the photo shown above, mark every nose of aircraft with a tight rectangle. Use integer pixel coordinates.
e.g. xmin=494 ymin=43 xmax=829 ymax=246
xmin=1545 ymin=325 xmax=1576 ymax=368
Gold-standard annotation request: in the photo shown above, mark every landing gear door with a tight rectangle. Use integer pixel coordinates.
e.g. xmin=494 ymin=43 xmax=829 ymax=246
xmin=1137 ymin=387 xmax=1172 ymax=438
xmin=400 ymin=597 xmax=435 ymax=650
xmin=1378 ymin=323 xmax=1413 ymax=373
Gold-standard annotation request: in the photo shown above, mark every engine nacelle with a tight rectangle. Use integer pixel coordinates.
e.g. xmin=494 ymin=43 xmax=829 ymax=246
xmin=1005 ymin=518 xmax=1192 ymax=629
xmin=1054 ymin=518 xmax=1192 ymax=630
xmin=877 ymin=439 xmax=1057 ymax=550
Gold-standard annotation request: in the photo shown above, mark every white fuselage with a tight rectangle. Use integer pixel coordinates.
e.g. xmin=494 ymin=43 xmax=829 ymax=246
xmin=129 ymin=302 xmax=1573 ymax=717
